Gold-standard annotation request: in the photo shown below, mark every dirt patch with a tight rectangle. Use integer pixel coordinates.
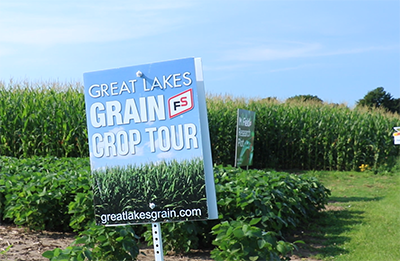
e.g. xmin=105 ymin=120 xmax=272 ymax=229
xmin=321 ymin=204 xmax=345 ymax=212
xmin=0 ymin=223 xmax=214 ymax=261
xmin=137 ymin=247 xmax=213 ymax=261
xmin=0 ymin=223 xmax=76 ymax=261
xmin=0 ymin=223 xmax=320 ymax=261
xmin=286 ymin=231 xmax=325 ymax=261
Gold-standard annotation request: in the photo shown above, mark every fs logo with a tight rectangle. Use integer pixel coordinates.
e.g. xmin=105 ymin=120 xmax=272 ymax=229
xmin=168 ymin=89 xmax=194 ymax=118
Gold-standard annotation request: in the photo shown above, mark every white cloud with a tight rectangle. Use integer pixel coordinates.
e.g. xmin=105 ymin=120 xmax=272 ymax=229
xmin=0 ymin=45 xmax=14 ymax=56
xmin=321 ymin=45 xmax=399 ymax=56
xmin=269 ymin=63 xmax=323 ymax=73
xmin=204 ymin=63 xmax=251 ymax=72
xmin=157 ymin=151 xmax=175 ymax=160
xmin=223 ymin=41 xmax=398 ymax=62
xmin=0 ymin=1 xmax=193 ymax=45
xmin=223 ymin=42 xmax=322 ymax=61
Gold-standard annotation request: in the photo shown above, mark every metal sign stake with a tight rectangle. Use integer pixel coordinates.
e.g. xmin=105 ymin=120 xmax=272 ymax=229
xmin=152 ymin=222 xmax=164 ymax=261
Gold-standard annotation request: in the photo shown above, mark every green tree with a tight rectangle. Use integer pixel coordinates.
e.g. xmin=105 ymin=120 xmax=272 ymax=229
xmin=356 ymin=87 xmax=399 ymax=114
xmin=393 ymin=98 xmax=400 ymax=114
xmin=286 ymin=94 xmax=323 ymax=103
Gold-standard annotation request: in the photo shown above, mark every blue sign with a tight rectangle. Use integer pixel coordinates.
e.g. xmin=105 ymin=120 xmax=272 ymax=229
xmin=84 ymin=58 xmax=218 ymax=225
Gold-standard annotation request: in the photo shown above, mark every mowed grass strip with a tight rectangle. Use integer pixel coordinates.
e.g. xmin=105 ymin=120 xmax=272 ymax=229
xmin=297 ymin=171 xmax=400 ymax=261
xmin=347 ymin=184 xmax=400 ymax=261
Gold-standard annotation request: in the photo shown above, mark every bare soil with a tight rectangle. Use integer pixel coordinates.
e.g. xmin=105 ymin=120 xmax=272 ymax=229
xmin=0 ymin=223 xmax=319 ymax=261
xmin=0 ymin=223 xmax=75 ymax=261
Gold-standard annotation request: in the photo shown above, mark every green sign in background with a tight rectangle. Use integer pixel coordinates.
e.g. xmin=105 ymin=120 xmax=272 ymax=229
xmin=235 ymin=109 xmax=256 ymax=167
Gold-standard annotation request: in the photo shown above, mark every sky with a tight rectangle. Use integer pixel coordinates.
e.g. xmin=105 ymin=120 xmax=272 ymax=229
xmin=0 ymin=0 xmax=399 ymax=107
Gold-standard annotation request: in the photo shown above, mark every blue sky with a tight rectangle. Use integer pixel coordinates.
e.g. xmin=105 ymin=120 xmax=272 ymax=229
xmin=0 ymin=0 xmax=399 ymax=107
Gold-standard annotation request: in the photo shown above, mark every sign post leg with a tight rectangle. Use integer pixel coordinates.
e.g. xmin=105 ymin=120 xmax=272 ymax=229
xmin=152 ymin=222 xmax=164 ymax=261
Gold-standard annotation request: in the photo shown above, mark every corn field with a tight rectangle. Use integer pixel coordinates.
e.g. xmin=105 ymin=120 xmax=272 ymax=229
xmin=0 ymin=80 xmax=87 ymax=158
xmin=1 ymin=80 xmax=399 ymax=171
xmin=92 ymin=158 xmax=208 ymax=224
xmin=207 ymin=95 xmax=400 ymax=171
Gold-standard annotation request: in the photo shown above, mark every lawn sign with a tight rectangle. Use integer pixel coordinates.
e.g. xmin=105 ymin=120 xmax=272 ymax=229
xmin=83 ymin=58 xmax=218 ymax=227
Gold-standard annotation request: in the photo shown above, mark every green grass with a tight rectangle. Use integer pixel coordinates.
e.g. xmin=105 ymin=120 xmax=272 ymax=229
xmin=294 ymin=170 xmax=400 ymax=261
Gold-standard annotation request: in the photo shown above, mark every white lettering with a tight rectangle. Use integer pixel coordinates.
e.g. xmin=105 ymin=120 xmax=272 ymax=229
xmin=158 ymin=126 xmax=171 ymax=152
xmin=104 ymin=132 xmax=117 ymax=157
xmin=110 ymin=82 xmax=118 ymax=96
xmin=89 ymin=95 xmax=166 ymax=127
xmin=184 ymin=123 xmax=198 ymax=149
xmin=99 ymin=207 xmax=200 ymax=224
xmin=106 ymin=101 xmax=123 ymax=126
xmin=145 ymin=127 xmax=157 ymax=153
xmin=163 ymin=75 xmax=173 ymax=88
xmin=88 ymin=80 xmax=136 ymax=98
xmin=89 ymin=84 xmax=101 ymax=98
xmin=128 ymin=129 xmax=141 ymax=154
xmin=101 ymin=84 xmax=109 ymax=97
xmin=119 ymin=81 xmax=130 ymax=95
xmin=171 ymin=125 xmax=184 ymax=150
xmin=182 ymin=72 xmax=192 ymax=86
xmin=145 ymin=124 xmax=198 ymax=153
xmin=173 ymin=73 xmax=182 ymax=87
xmin=139 ymin=97 xmax=147 ymax=122
xmin=92 ymin=129 xmax=142 ymax=158
xmin=92 ymin=133 xmax=104 ymax=157
xmin=116 ymin=130 xmax=129 ymax=156
xmin=123 ymin=98 xmax=141 ymax=124
xmin=87 ymin=73 xmax=192 ymax=97
xmin=147 ymin=95 xmax=166 ymax=122
xmin=151 ymin=77 xmax=163 ymax=91
xmin=90 ymin=102 xmax=106 ymax=128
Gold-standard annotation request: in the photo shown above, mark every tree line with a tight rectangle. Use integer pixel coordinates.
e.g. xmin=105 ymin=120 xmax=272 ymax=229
xmin=356 ymin=87 xmax=400 ymax=114
xmin=285 ymin=87 xmax=400 ymax=114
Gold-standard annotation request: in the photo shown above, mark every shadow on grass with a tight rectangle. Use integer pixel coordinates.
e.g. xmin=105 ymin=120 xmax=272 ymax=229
xmin=288 ymin=196 xmax=384 ymax=260
xmin=328 ymin=196 xmax=384 ymax=203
